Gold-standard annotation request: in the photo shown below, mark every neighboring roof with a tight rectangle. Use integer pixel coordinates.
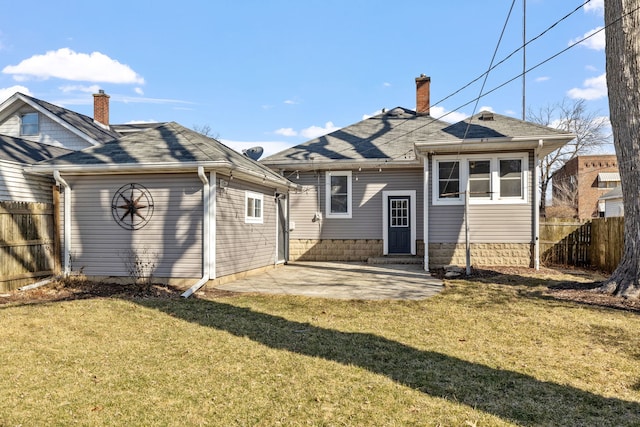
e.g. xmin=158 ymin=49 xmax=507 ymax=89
xmin=0 ymin=134 xmax=73 ymax=164
xmin=262 ymin=109 xmax=575 ymax=168
xmin=598 ymin=172 xmax=620 ymax=182
xmin=0 ymin=93 xmax=122 ymax=145
xmin=29 ymin=122 xmax=294 ymax=189
xmin=599 ymin=186 xmax=623 ymax=201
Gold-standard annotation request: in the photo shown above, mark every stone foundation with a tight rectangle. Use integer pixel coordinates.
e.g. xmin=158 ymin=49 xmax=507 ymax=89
xmin=290 ymin=239 xmax=532 ymax=267
xmin=290 ymin=239 xmax=384 ymax=262
xmin=429 ymin=243 xmax=533 ymax=268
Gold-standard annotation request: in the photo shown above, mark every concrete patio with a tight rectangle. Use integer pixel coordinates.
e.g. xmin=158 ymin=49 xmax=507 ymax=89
xmin=214 ymin=261 xmax=443 ymax=300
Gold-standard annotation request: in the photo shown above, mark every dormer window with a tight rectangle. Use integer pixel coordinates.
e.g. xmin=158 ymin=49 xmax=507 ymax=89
xmin=20 ymin=113 xmax=39 ymax=136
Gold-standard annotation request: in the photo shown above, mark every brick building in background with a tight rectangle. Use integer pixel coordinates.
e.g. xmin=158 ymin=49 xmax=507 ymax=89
xmin=551 ymin=154 xmax=620 ymax=219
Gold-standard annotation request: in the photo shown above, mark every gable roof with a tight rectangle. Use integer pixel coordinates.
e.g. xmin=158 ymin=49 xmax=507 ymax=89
xmin=600 ymin=185 xmax=623 ymax=201
xmin=28 ymin=122 xmax=295 ymax=189
xmin=0 ymin=92 xmax=122 ymax=146
xmin=262 ymin=109 xmax=575 ymax=169
xmin=0 ymin=134 xmax=73 ymax=164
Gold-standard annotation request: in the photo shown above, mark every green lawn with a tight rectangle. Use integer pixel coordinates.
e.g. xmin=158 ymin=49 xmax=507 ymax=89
xmin=1 ymin=269 xmax=640 ymax=426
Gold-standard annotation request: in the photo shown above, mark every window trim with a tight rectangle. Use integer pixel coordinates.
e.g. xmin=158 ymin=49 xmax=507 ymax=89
xmin=20 ymin=112 xmax=39 ymax=136
xmin=325 ymin=171 xmax=352 ymax=219
xmin=245 ymin=191 xmax=264 ymax=224
xmin=432 ymin=153 xmax=528 ymax=206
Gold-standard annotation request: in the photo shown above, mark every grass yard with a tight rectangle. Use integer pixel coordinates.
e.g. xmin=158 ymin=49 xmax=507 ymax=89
xmin=1 ymin=268 xmax=640 ymax=426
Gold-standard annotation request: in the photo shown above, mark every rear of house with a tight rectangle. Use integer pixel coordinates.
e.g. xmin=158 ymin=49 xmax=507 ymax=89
xmin=262 ymin=76 xmax=575 ymax=269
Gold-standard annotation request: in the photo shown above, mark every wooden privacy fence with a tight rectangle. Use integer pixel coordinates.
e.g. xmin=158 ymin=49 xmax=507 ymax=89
xmin=540 ymin=217 xmax=624 ymax=273
xmin=0 ymin=201 xmax=58 ymax=291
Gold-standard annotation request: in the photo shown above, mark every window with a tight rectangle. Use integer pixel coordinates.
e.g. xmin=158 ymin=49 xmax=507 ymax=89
xmin=245 ymin=192 xmax=263 ymax=223
xmin=499 ymin=159 xmax=523 ymax=198
xmin=437 ymin=161 xmax=460 ymax=200
xmin=468 ymin=160 xmax=491 ymax=198
xmin=325 ymin=171 xmax=352 ymax=218
xmin=432 ymin=154 xmax=528 ymax=205
xmin=21 ymin=112 xmax=39 ymax=135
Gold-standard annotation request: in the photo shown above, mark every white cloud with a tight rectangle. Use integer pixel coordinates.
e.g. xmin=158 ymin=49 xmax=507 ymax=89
xmin=535 ymin=76 xmax=550 ymax=83
xmin=478 ymin=106 xmax=494 ymax=113
xmin=567 ymin=73 xmax=608 ymax=100
xmin=300 ymin=121 xmax=340 ymax=139
xmin=2 ymin=48 xmax=145 ymax=84
xmin=125 ymin=119 xmax=158 ymax=124
xmin=585 ymin=0 xmax=604 ymax=15
xmin=570 ymin=26 xmax=605 ymax=51
xmin=383 ymin=82 xmax=391 ymax=87
xmin=429 ymin=105 xmax=468 ymax=123
xmin=220 ymin=139 xmax=296 ymax=158
xmin=134 ymin=87 xmax=144 ymax=95
xmin=59 ymin=84 xmax=101 ymax=93
xmin=284 ymin=99 xmax=298 ymax=105
xmin=362 ymin=109 xmax=384 ymax=120
xmin=0 ymin=85 xmax=32 ymax=103
xmin=274 ymin=127 xmax=297 ymax=137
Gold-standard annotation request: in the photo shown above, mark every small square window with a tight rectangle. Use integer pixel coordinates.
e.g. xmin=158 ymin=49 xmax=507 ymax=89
xmin=245 ymin=192 xmax=263 ymax=224
xmin=21 ymin=112 xmax=39 ymax=136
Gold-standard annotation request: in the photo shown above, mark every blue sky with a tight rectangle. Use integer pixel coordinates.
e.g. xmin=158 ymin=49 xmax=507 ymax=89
xmin=0 ymin=0 xmax=608 ymax=156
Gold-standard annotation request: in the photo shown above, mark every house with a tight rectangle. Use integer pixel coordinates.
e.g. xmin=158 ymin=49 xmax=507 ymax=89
xmin=262 ymin=75 xmax=575 ymax=269
xmin=552 ymin=155 xmax=620 ymax=219
xmin=28 ymin=122 xmax=297 ymax=294
xmin=0 ymin=91 xmax=161 ymax=203
xmin=599 ymin=186 xmax=624 ymax=217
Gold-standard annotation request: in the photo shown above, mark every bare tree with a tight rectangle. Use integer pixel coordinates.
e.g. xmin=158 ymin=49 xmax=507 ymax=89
xmin=192 ymin=124 xmax=220 ymax=140
xmin=599 ymin=0 xmax=640 ymax=298
xmin=549 ymin=179 xmax=579 ymax=218
xmin=527 ymin=98 xmax=610 ymax=215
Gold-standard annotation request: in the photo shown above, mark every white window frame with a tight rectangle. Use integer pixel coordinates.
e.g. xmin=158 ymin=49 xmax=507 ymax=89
xmin=20 ymin=112 xmax=39 ymax=136
xmin=325 ymin=171 xmax=352 ymax=219
xmin=432 ymin=153 xmax=529 ymax=206
xmin=245 ymin=191 xmax=264 ymax=224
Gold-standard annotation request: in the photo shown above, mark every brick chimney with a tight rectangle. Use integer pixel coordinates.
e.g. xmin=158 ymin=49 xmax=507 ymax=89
xmin=415 ymin=74 xmax=431 ymax=115
xmin=93 ymin=89 xmax=110 ymax=126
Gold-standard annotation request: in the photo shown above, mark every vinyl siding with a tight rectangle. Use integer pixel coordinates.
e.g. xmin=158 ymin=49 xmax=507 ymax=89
xmin=0 ymin=160 xmax=55 ymax=202
xmin=63 ymin=174 xmax=202 ymax=278
xmin=0 ymin=108 xmax=93 ymax=151
xmin=215 ymin=176 xmax=278 ymax=277
xmin=289 ymin=169 xmax=423 ymax=240
xmin=605 ymin=199 xmax=624 ymax=217
xmin=428 ymin=152 xmax=534 ymax=243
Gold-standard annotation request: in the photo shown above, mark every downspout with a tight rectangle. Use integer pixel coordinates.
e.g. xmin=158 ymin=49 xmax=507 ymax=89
xmin=533 ymin=140 xmax=542 ymax=270
xmin=53 ymin=170 xmax=71 ymax=276
xmin=181 ymin=167 xmax=211 ymax=298
xmin=423 ymin=155 xmax=429 ymax=272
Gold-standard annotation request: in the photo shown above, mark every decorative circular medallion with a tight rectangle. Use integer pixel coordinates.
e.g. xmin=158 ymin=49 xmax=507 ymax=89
xmin=111 ymin=183 xmax=155 ymax=230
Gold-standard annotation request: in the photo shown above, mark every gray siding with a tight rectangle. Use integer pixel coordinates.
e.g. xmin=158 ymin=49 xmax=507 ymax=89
xmin=64 ymin=174 xmax=202 ymax=278
xmin=428 ymin=152 xmax=535 ymax=244
xmin=605 ymin=199 xmax=624 ymax=217
xmin=0 ymin=160 xmax=55 ymax=202
xmin=215 ymin=176 xmax=278 ymax=277
xmin=0 ymin=107 xmax=93 ymax=151
xmin=289 ymin=169 xmax=423 ymax=240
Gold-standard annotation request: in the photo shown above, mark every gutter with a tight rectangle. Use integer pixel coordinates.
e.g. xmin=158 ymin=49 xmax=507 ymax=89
xmin=533 ymin=140 xmax=542 ymax=270
xmin=53 ymin=170 xmax=71 ymax=276
xmin=181 ymin=167 xmax=211 ymax=298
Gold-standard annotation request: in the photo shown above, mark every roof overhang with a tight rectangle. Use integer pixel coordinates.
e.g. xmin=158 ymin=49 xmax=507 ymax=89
xmin=26 ymin=161 xmax=299 ymax=191
xmin=262 ymin=158 xmax=422 ymax=172
xmin=414 ymin=135 xmax=576 ymax=157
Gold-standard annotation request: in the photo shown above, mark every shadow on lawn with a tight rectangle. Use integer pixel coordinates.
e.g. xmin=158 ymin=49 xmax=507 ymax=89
xmin=137 ymin=296 xmax=640 ymax=426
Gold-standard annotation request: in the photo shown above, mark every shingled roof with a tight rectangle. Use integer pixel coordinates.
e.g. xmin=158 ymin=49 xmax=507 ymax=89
xmin=0 ymin=134 xmax=72 ymax=164
xmin=262 ymin=109 xmax=576 ymax=167
xmin=30 ymin=122 xmax=293 ymax=188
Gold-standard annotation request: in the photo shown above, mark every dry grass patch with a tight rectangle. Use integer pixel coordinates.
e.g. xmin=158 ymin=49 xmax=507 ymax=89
xmin=1 ymin=269 xmax=640 ymax=426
